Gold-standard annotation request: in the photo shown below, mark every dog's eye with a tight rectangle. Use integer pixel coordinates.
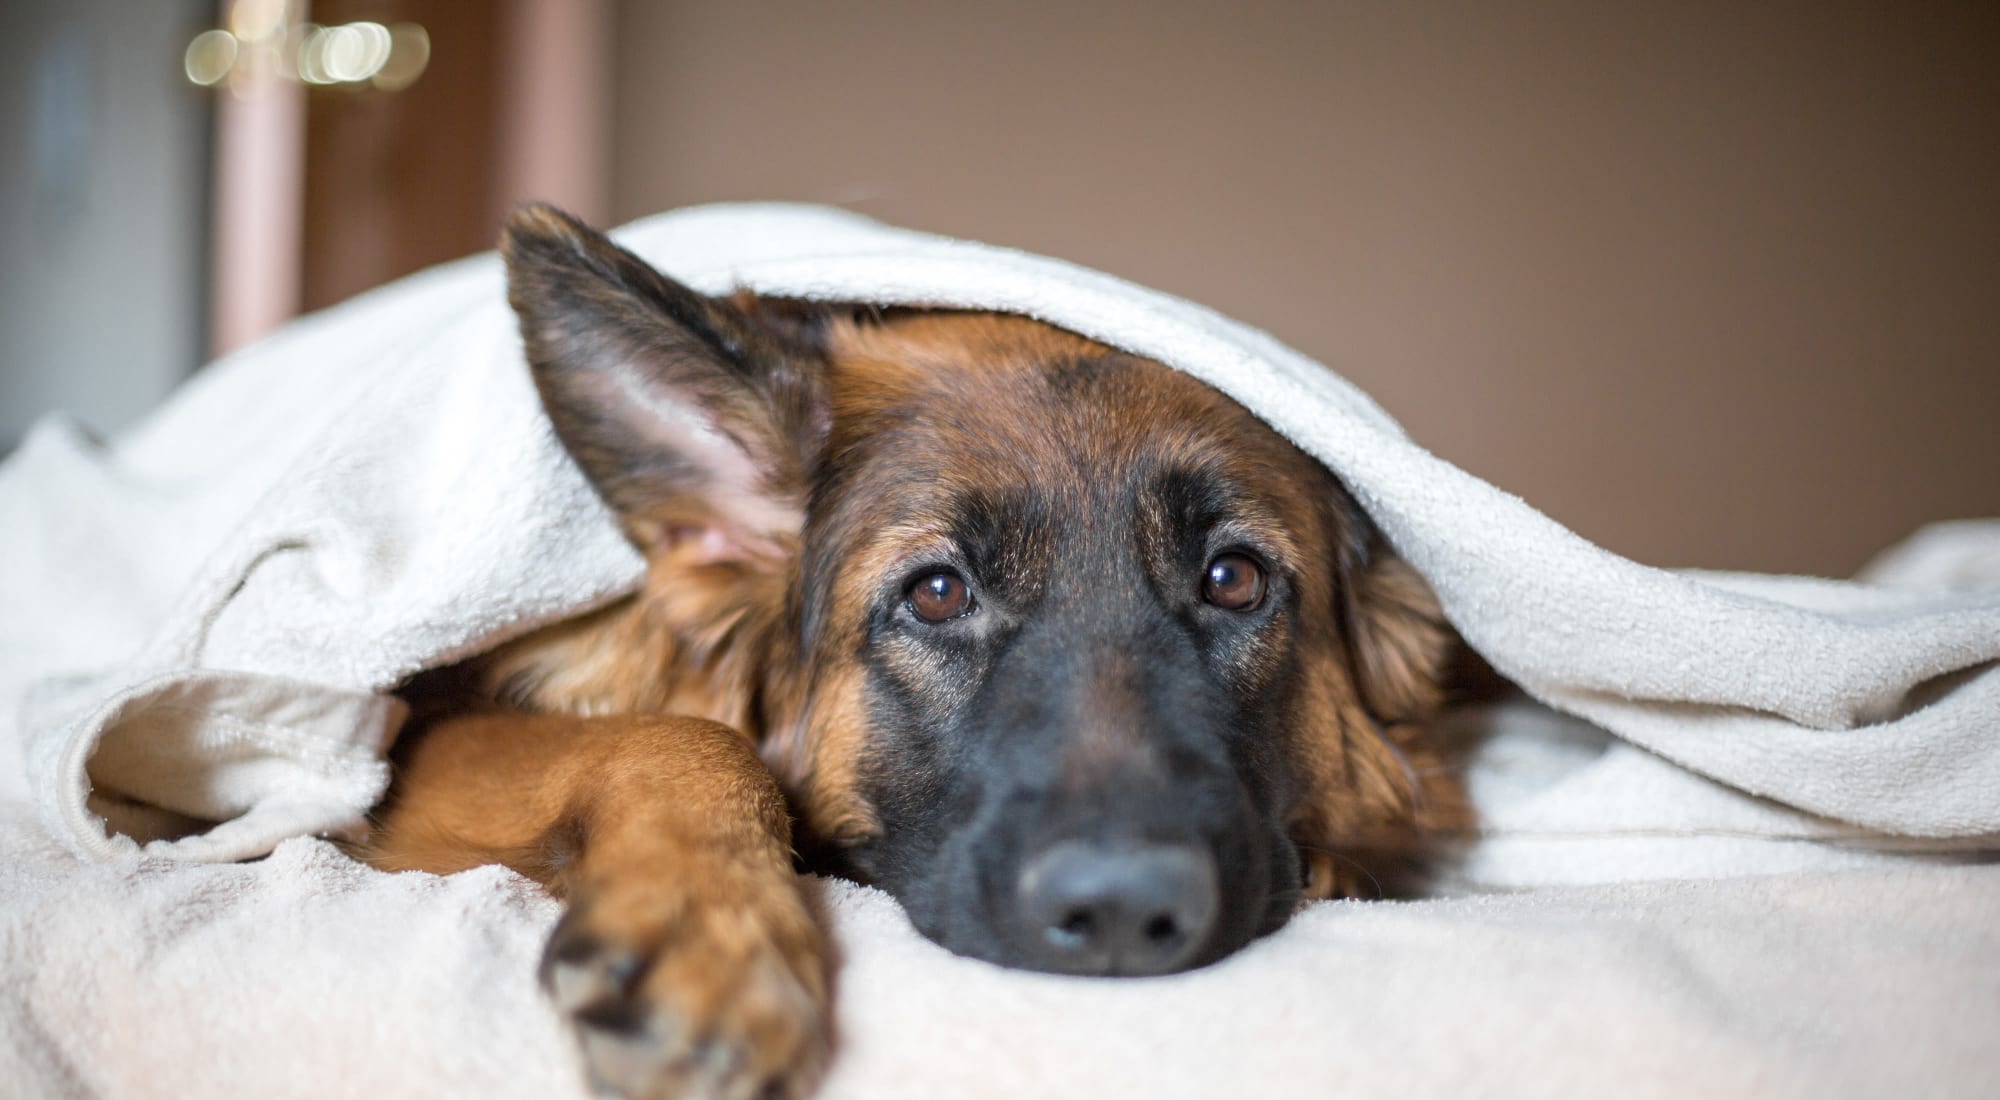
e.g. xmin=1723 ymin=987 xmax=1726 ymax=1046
xmin=1202 ymin=553 xmax=1266 ymax=611
xmin=907 ymin=571 xmax=974 ymax=622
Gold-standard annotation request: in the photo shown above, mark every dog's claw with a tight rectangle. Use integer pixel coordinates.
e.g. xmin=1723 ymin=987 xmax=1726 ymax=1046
xmin=542 ymin=883 xmax=829 ymax=1100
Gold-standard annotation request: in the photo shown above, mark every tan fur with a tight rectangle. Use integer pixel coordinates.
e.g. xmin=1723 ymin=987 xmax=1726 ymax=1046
xmin=367 ymin=711 xmax=827 ymax=1099
xmin=480 ymin=538 xmax=796 ymax=726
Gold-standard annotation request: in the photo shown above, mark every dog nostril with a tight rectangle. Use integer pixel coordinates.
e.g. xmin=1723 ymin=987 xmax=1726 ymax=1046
xmin=1143 ymin=914 xmax=1179 ymax=944
xmin=1054 ymin=909 xmax=1096 ymax=946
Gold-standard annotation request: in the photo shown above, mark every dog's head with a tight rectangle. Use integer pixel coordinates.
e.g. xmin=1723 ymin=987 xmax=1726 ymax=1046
xmin=499 ymin=205 xmax=1466 ymax=976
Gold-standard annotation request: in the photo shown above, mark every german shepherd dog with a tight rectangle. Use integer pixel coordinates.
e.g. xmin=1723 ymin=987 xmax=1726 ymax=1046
xmin=363 ymin=205 xmax=1469 ymax=1100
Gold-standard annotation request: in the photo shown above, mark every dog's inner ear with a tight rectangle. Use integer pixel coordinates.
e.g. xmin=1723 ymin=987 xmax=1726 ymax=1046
xmin=501 ymin=203 xmax=828 ymax=565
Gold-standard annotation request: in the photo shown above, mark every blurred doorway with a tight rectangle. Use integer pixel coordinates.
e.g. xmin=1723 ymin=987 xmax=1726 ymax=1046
xmin=208 ymin=0 xmax=609 ymax=355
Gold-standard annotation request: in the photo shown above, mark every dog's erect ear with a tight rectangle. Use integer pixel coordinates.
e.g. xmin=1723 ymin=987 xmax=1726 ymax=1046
xmin=501 ymin=203 xmax=829 ymax=563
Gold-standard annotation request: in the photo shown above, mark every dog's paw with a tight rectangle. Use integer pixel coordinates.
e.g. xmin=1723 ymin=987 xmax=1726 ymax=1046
xmin=541 ymin=874 xmax=829 ymax=1100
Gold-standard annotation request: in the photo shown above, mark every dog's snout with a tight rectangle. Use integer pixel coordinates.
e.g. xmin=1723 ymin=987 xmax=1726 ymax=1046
xmin=1016 ymin=840 xmax=1219 ymax=976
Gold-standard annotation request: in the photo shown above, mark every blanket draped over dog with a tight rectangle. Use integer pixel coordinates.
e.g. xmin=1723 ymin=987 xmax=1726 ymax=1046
xmin=2 ymin=205 xmax=1996 ymax=1096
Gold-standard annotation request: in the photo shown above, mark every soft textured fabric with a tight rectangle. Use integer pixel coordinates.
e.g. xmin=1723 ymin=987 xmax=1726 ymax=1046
xmin=1 ymin=800 xmax=1993 ymax=1099
xmin=2 ymin=204 xmax=1997 ymax=1096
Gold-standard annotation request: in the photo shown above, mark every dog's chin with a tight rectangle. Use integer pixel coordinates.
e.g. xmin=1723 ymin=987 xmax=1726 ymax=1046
xmin=834 ymin=836 xmax=1303 ymax=979
xmin=920 ymin=882 xmax=1300 ymax=979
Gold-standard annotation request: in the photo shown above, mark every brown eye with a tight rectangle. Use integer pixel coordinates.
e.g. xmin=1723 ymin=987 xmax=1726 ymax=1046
xmin=1202 ymin=553 xmax=1266 ymax=611
xmin=908 ymin=571 xmax=974 ymax=622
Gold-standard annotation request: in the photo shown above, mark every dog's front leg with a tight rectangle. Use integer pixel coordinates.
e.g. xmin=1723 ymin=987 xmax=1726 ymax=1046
xmin=368 ymin=713 xmax=829 ymax=1100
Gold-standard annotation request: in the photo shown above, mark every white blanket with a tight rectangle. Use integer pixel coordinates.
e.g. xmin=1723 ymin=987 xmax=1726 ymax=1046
xmin=3 ymin=204 xmax=1997 ymax=1095
xmin=2 ymin=800 xmax=1992 ymax=1098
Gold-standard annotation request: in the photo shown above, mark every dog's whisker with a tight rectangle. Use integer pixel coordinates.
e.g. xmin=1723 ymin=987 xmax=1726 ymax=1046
xmin=1296 ymin=843 xmax=1388 ymax=900
xmin=1361 ymin=711 xmax=1428 ymax=818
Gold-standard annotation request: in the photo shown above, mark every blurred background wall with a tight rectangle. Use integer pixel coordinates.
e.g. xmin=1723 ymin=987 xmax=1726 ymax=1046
xmin=0 ymin=0 xmax=210 ymax=452
xmin=2 ymin=0 xmax=1994 ymax=578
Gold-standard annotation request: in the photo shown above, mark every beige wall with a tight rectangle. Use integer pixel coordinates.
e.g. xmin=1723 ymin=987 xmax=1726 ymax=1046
xmin=610 ymin=1 xmax=1998 ymax=577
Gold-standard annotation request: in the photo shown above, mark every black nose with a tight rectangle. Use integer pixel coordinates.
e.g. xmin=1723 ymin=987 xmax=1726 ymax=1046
xmin=1016 ymin=840 xmax=1220 ymax=976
